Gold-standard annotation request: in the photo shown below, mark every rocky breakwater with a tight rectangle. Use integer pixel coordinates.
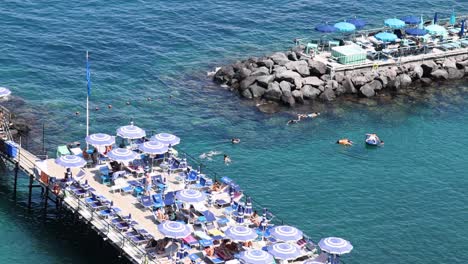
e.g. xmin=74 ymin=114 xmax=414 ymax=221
xmin=213 ymin=50 xmax=468 ymax=107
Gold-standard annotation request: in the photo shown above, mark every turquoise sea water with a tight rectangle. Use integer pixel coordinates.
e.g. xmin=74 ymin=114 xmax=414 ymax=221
xmin=1 ymin=1 xmax=468 ymax=263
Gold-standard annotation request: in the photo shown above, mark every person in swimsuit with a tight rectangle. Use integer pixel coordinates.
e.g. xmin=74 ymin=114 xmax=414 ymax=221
xmin=337 ymin=138 xmax=353 ymax=146
xmin=224 ymin=154 xmax=231 ymax=164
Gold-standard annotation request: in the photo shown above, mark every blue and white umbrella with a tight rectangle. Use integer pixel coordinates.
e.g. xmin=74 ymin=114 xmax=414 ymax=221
xmin=116 ymin=123 xmax=146 ymax=139
xmin=158 ymin=221 xmax=191 ymax=239
xmin=225 ymin=226 xmax=258 ymax=242
xmin=384 ymin=18 xmax=405 ymax=29
xmin=138 ymin=140 xmax=168 ymax=155
xmin=270 ymin=225 xmax=303 ymax=242
xmin=244 ymin=196 xmax=253 ymax=216
xmin=0 ymin=87 xmax=12 ymax=98
xmin=234 ymin=205 xmax=245 ymax=224
xmin=107 ymin=148 xmax=139 ymax=162
xmin=334 ymin=22 xmax=356 ymax=33
xmin=86 ymin=133 xmax=115 ymax=146
xmin=303 ymin=260 xmax=324 ymax=264
xmin=375 ymin=32 xmax=398 ymax=42
xmin=151 ymin=133 xmax=180 ymax=146
xmin=176 ymin=189 xmax=206 ymax=203
xmin=425 ymin=24 xmax=447 ymax=36
xmin=239 ymin=249 xmax=274 ymax=264
xmin=267 ymin=243 xmax=302 ymax=260
xmin=55 ymin=155 xmax=86 ymax=168
xmin=318 ymin=237 xmax=353 ymax=255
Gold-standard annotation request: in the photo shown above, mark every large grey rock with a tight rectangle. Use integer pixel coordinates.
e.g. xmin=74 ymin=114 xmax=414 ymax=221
xmin=411 ymin=65 xmax=424 ymax=80
xmin=320 ymin=74 xmax=331 ymax=81
xmin=360 ymin=83 xmax=376 ymax=97
xmin=239 ymin=76 xmax=257 ymax=91
xmin=335 ymin=84 xmax=346 ymax=95
xmin=327 ymin=80 xmax=339 ymax=90
xmin=308 ymin=60 xmax=327 ymax=76
xmin=292 ymin=90 xmax=304 ymax=104
xmin=285 ymin=60 xmax=309 ymax=76
xmin=420 ymin=77 xmax=432 ymax=86
xmin=334 ymin=72 xmax=345 ymax=83
xmin=443 ymin=58 xmax=457 ymax=70
xmin=270 ymin=52 xmax=289 ymax=65
xmin=395 ymin=74 xmax=412 ymax=89
xmin=241 ymin=88 xmax=253 ymax=99
xmin=431 ymin=69 xmax=448 ymax=80
xmin=456 ymin=60 xmax=468 ymax=67
xmin=302 ymin=85 xmax=321 ymax=99
xmin=376 ymin=74 xmax=388 ymax=88
xmin=319 ymin=88 xmax=336 ymax=101
xmin=343 ymin=76 xmax=357 ymax=93
xmin=255 ymin=75 xmax=275 ymax=88
xmin=351 ymin=75 xmax=367 ymax=87
xmin=237 ymin=67 xmax=252 ymax=80
xmin=368 ymin=80 xmax=383 ymax=91
xmin=280 ymin=90 xmax=295 ymax=106
xmin=293 ymin=77 xmax=303 ymax=90
xmin=264 ymin=82 xmax=282 ymax=101
xmin=273 ymin=65 xmax=287 ymax=74
xmin=279 ymin=81 xmax=291 ymax=93
xmin=275 ymin=70 xmax=301 ymax=83
xmin=287 ymin=51 xmax=298 ymax=61
xmin=249 ymin=84 xmax=266 ymax=98
xmin=251 ymin=66 xmax=270 ymax=76
xmin=257 ymin=59 xmax=274 ymax=69
xmin=213 ymin=65 xmax=235 ymax=83
xmin=302 ymin=76 xmax=324 ymax=87
xmin=421 ymin=60 xmax=438 ymax=77
xmin=447 ymin=68 xmax=464 ymax=79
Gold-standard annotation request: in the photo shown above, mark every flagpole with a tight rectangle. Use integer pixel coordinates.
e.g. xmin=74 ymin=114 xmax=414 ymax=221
xmin=86 ymin=51 xmax=90 ymax=149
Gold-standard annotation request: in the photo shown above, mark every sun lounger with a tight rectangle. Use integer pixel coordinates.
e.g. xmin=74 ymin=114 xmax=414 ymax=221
xmin=140 ymin=195 xmax=153 ymax=209
xmin=110 ymin=178 xmax=128 ymax=193
xmin=130 ymin=234 xmax=149 ymax=245
xmin=185 ymin=171 xmax=199 ymax=184
xmin=194 ymin=231 xmax=212 ymax=241
xmin=164 ymin=191 xmax=176 ymax=205
xmin=151 ymin=193 xmax=164 ymax=208
xmin=183 ymin=235 xmax=200 ymax=248
xmin=98 ymin=207 xmax=121 ymax=218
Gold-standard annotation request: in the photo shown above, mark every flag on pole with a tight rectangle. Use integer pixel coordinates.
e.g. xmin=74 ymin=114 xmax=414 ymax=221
xmin=86 ymin=52 xmax=91 ymax=97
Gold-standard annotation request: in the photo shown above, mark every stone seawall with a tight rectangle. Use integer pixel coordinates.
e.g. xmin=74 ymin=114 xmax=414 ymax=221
xmin=212 ymin=48 xmax=468 ymax=107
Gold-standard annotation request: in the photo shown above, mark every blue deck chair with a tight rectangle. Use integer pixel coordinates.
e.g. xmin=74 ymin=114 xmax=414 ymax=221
xmin=152 ymin=175 xmax=166 ymax=192
xmin=168 ymin=159 xmax=181 ymax=172
xmin=151 ymin=193 xmax=164 ymax=208
xmin=164 ymin=191 xmax=176 ymax=206
xmin=185 ymin=171 xmax=198 ymax=184
xmin=140 ymin=195 xmax=153 ymax=209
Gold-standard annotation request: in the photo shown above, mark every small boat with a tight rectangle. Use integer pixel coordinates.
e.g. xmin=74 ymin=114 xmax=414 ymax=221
xmin=365 ymin=134 xmax=381 ymax=146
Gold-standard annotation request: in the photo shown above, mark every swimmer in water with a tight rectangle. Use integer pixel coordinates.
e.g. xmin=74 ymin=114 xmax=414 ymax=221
xmin=308 ymin=112 xmax=320 ymax=118
xmin=336 ymin=138 xmax=353 ymax=146
xmin=287 ymin=119 xmax=298 ymax=125
xmin=224 ymin=154 xmax=231 ymax=164
xmin=231 ymin=138 xmax=240 ymax=144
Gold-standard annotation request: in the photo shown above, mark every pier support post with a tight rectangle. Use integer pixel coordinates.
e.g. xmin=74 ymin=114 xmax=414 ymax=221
xmin=28 ymin=174 xmax=33 ymax=209
xmin=13 ymin=162 xmax=19 ymax=198
xmin=44 ymin=186 xmax=49 ymax=211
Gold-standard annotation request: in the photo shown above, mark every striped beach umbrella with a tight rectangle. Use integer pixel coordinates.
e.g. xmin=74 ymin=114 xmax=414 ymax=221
xmin=0 ymin=87 xmax=12 ymax=98
xmin=318 ymin=237 xmax=353 ymax=255
xmin=235 ymin=204 xmax=245 ymax=224
xmin=176 ymin=189 xmax=206 ymax=203
xmin=270 ymin=225 xmax=303 ymax=242
xmin=86 ymin=133 xmax=115 ymax=146
xmin=116 ymin=123 xmax=146 ymax=139
xmin=107 ymin=148 xmax=139 ymax=162
xmin=138 ymin=140 xmax=168 ymax=155
xmin=244 ymin=196 xmax=253 ymax=216
xmin=157 ymin=221 xmax=191 ymax=239
xmin=267 ymin=243 xmax=301 ymax=260
xmin=225 ymin=226 xmax=258 ymax=242
xmin=151 ymin=133 xmax=180 ymax=146
xmin=239 ymin=249 xmax=274 ymax=264
xmin=55 ymin=155 xmax=86 ymax=168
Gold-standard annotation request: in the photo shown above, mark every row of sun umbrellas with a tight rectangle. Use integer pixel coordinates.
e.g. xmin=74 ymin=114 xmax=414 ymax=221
xmin=315 ymin=12 xmax=465 ymax=38
xmin=158 ymin=221 xmax=353 ymax=262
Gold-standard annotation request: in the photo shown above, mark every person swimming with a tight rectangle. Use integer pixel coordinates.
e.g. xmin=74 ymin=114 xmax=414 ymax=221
xmin=337 ymin=138 xmax=353 ymax=146
xmin=231 ymin=138 xmax=240 ymax=144
xmin=224 ymin=154 xmax=231 ymax=164
xmin=287 ymin=119 xmax=298 ymax=125
xmin=308 ymin=112 xmax=320 ymax=118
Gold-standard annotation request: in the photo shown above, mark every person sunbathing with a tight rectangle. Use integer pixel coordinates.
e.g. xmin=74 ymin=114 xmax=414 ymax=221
xmin=212 ymin=181 xmax=221 ymax=192
xmin=204 ymin=246 xmax=215 ymax=257
xmin=156 ymin=208 xmax=168 ymax=221
xmin=249 ymin=210 xmax=261 ymax=226
xmin=243 ymin=241 xmax=253 ymax=248
xmin=337 ymin=138 xmax=353 ymax=146
xmin=156 ymin=238 xmax=170 ymax=254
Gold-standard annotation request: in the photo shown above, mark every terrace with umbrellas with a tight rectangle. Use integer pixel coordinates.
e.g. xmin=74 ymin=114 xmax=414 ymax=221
xmin=302 ymin=11 xmax=467 ymax=66
xmin=34 ymin=122 xmax=353 ymax=264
